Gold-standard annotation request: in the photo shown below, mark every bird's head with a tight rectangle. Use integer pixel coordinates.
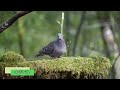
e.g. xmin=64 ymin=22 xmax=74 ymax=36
xmin=57 ymin=33 xmax=63 ymax=40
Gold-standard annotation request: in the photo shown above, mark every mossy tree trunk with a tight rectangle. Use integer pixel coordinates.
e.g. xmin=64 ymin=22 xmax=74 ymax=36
xmin=0 ymin=51 xmax=111 ymax=79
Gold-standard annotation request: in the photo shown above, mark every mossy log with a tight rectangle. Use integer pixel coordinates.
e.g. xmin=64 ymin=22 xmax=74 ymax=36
xmin=0 ymin=51 xmax=111 ymax=79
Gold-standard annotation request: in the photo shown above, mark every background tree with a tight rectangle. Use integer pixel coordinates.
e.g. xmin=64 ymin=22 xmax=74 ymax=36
xmin=72 ymin=11 xmax=86 ymax=56
xmin=97 ymin=11 xmax=119 ymax=62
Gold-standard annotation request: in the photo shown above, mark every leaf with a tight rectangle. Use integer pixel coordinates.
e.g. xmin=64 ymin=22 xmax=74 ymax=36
xmin=57 ymin=21 xmax=61 ymax=25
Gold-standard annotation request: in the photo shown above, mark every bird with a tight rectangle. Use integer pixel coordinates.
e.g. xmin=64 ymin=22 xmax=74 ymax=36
xmin=35 ymin=33 xmax=67 ymax=58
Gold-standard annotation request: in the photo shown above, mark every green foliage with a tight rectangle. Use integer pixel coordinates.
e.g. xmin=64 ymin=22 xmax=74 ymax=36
xmin=0 ymin=11 xmax=120 ymax=63
xmin=0 ymin=51 xmax=26 ymax=63
xmin=0 ymin=11 xmax=102 ymax=57
xmin=0 ymin=51 xmax=111 ymax=79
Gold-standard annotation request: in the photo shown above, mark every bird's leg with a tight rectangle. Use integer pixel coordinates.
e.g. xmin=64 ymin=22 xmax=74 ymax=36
xmin=51 ymin=56 xmax=60 ymax=59
xmin=57 ymin=56 xmax=61 ymax=58
xmin=51 ymin=56 xmax=56 ymax=59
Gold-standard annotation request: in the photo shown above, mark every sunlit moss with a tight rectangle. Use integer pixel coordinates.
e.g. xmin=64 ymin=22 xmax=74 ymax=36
xmin=0 ymin=51 xmax=26 ymax=63
xmin=0 ymin=52 xmax=111 ymax=79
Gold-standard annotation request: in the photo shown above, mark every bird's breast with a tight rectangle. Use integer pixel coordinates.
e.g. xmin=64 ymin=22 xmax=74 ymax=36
xmin=56 ymin=45 xmax=66 ymax=53
xmin=54 ymin=41 xmax=67 ymax=53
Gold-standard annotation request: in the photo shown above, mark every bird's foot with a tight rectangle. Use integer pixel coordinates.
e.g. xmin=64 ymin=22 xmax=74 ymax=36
xmin=50 ymin=56 xmax=60 ymax=59
xmin=57 ymin=56 xmax=61 ymax=58
xmin=50 ymin=57 xmax=56 ymax=59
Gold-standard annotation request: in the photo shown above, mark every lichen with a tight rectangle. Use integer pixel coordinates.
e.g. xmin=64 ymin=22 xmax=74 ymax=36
xmin=0 ymin=51 xmax=111 ymax=79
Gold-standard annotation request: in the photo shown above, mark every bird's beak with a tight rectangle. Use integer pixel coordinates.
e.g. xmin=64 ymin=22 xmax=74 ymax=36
xmin=59 ymin=37 xmax=62 ymax=40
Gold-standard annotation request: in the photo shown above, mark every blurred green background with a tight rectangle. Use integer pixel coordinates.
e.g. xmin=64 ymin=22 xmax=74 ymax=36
xmin=0 ymin=11 xmax=120 ymax=63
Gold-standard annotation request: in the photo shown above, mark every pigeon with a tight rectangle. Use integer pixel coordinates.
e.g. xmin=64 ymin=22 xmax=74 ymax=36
xmin=35 ymin=33 xmax=67 ymax=58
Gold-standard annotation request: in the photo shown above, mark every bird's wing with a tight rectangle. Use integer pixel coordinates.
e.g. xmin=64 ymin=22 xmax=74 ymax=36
xmin=39 ymin=41 xmax=54 ymax=55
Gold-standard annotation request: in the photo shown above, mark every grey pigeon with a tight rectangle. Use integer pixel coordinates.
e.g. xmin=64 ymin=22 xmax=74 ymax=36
xmin=35 ymin=33 xmax=67 ymax=58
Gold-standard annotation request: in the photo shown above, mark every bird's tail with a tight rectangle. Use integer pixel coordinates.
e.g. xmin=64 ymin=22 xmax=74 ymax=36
xmin=35 ymin=52 xmax=44 ymax=57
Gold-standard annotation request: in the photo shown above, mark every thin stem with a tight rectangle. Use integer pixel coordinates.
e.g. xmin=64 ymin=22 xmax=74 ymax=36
xmin=61 ymin=12 xmax=64 ymax=35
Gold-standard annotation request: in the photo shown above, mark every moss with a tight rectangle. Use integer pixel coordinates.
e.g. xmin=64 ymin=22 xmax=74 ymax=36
xmin=0 ymin=51 xmax=26 ymax=63
xmin=0 ymin=52 xmax=111 ymax=79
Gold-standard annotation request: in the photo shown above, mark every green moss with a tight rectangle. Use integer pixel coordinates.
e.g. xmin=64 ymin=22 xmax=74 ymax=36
xmin=0 ymin=51 xmax=26 ymax=63
xmin=0 ymin=52 xmax=111 ymax=79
